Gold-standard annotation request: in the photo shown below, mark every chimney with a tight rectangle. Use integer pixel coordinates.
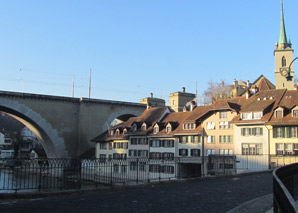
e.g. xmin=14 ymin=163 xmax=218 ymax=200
xmin=182 ymin=87 xmax=185 ymax=93
xmin=147 ymin=103 xmax=151 ymax=110
xmin=295 ymin=84 xmax=298 ymax=90
xmin=150 ymin=93 xmax=153 ymax=98
xmin=246 ymin=90 xmax=250 ymax=99
xmin=233 ymin=78 xmax=238 ymax=87
xmin=246 ymin=80 xmax=250 ymax=87
xmin=190 ymin=101 xmax=196 ymax=111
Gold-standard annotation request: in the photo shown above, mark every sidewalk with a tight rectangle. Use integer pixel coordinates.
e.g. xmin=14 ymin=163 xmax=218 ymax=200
xmin=225 ymin=194 xmax=273 ymax=213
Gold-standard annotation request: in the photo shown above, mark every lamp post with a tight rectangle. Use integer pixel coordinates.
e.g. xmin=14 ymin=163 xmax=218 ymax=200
xmin=286 ymin=57 xmax=298 ymax=80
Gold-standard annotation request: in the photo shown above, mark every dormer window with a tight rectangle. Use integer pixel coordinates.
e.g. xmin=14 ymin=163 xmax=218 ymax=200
xmin=275 ymin=107 xmax=284 ymax=118
xmin=110 ymin=130 xmax=114 ymax=136
xmin=166 ymin=124 xmax=172 ymax=133
xmin=141 ymin=123 xmax=147 ymax=131
xmin=292 ymin=106 xmax=298 ymax=118
xmin=116 ymin=129 xmax=120 ymax=136
xmin=153 ymin=125 xmax=159 ymax=134
xmin=183 ymin=123 xmax=195 ymax=130
xmin=241 ymin=112 xmax=262 ymax=120
xmin=123 ymin=128 xmax=127 ymax=134
xmin=253 ymin=112 xmax=262 ymax=120
xmin=133 ymin=124 xmax=137 ymax=132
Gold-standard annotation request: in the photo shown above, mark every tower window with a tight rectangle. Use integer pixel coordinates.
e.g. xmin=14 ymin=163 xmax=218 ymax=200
xmin=282 ymin=56 xmax=286 ymax=67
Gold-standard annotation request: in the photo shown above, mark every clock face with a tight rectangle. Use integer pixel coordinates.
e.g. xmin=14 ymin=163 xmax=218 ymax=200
xmin=280 ymin=68 xmax=289 ymax=77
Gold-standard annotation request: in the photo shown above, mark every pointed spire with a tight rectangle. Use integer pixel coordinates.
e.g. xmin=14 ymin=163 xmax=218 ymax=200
xmin=278 ymin=0 xmax=290 ymax=49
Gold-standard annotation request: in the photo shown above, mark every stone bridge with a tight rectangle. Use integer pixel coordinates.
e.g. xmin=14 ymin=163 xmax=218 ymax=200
xmin=0 ymin=91 xmax=146 ymax=158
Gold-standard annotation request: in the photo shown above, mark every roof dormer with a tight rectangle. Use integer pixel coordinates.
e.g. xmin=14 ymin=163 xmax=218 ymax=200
xmin=141 ymin=122 xmax=147 ymax=131
xmin=115 ymin=128 xmax=121 ymax=136
xmin=166 ymin=123 xmax=172 ymax=134
xmin=132 ymin=123 xmax=138 ymax=132
xmin=153 ymin=123 xmax=159 ymax=134
xmin=274 ymin=106 xmax=284 ymax=118
xmin=292 ymin=106 xmax=298 ymax=118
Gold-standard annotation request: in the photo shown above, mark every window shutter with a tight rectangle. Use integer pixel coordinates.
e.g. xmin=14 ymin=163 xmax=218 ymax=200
xmin=241 ymin=128 xmax=244 ymax=136
xmin=171 ymin=166 xmax=174 ymax=174
xmin=273 ymin=127 xmax=277 ymax=138
xmin=287 ymin=127 xmax=290 ymax=138
xmin=260 ymin=128 xmax=263 ymax=136
xmin=248 ymin=128 xmax=252 ymax=135
xmin=252 ymin=128 xmax=256 ymax=136
xmin=282 ymin=127 xmax=286 ymax=138
xmin=149 ymin=140 xmax=152 ymax=147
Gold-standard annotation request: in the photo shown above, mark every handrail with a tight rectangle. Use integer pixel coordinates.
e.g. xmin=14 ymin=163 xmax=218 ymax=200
xmin=273 ymin=163 xmax=298 ymax=212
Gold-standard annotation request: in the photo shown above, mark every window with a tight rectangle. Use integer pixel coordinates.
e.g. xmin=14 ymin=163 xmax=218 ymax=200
xmin=285 ymin=144 xmax=293 ymax=155
xmin=162 ymin=152 xmax=174 ymax=160
xmin=219 ymin=121 xmax=230 ymax=129
xmin=275 ymin=110 xmax=283 ymax=118
xmin=162 ymin=140 xmax=174 ymax=148
xmin=138 ymin=138 xmax=148 ymax=145
xmin=179 ymin=149 xmax=188 ymax=156
xmin=282 ymin=56 xmax=286 ymax=67
xmin=133 ymin=124 xmax=137 ymax=132
xmin=150 ymin=140 xmax=161 ymax=147
xmin=121 ymin=165 xmax=127 ymax=173
xmin=219 ymin=111 xmax=227 ymax=119
xmin=109 ymin=143 xmax=113 ymax=150
xmin=131 ymin=138 xmax=138 ymax=145
xmin=242 ymin=143 xmax=262 ymax=155
xmin=172 ymin=100 xmax=176 ymax=106
xmin=219 ymin=135 xmax=233 ymax=143
xmin=100 ymin=143 xmax=107 ymax=150
xmin=191 ymin=136 xmax=201 ymax=143
xmin=206 ymin=122 xmax=216 ymax=130
xmin=113 ymin=164 xmax=119 ymax=173
xmin=273 ymin=127 xmax=285 ymax=138
xmin=149 ymin=165 xmax=161 ymax=173
xmin=138 ymin=150 xmax=148 ymax=157
xmin=242 ymin=112 xmax=252 ymax=120
xmin=287 ymin=127 xmax=297 ymax=138
xmin=116 ymin=129 xmax=120 ymax=136
xmin=99 ymin=154 xmax=106 ymax=159
xmin=162 ymin=166 xmax=174 ymax=174
xmin=293 ymin=110 xmax=298 ymax=118
xmin=183 ymin=123 xmax=195 ymax=130
xmin=150 ymin=152 xmax=161 ymax=159
xmin=276 ymin=143 xmax=284 ymax=155
xmin=180 ymin=136 xmax=188 ymax=144
xmin=241 ymin=128 xmax=263 ymax=136
xmin=153 ymin=126 xmax=159 ymax=134
xmin=110 ymin=130 xmax=114 ymax=136
xmin=166 ymin=126 xmax=171 ymax=133
xmin=207 ymin=136 xmax=215 ymax=143
xmin=206 ymin=149 xmax=216 ymax=156
xmin=130 ymin=161 xmax=137 ymax=171
xmin=129 ymin=150 xmax=138 ymax=157
xmin=141 ymin=124 xmax=146 ymax=131
xmin=191 ymin=149 xmax=200 ymax=157
xmin=139 ymin=162 xmax=146 ymax=171
xmin=123 ymin=129 xmax=127 ymax=134
xmin=253 ymin=112 xmax=262 ymax=120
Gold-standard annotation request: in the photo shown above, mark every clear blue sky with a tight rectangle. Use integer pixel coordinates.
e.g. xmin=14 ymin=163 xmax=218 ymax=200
xmin=1 ymin=0 xmax=297 ymax=104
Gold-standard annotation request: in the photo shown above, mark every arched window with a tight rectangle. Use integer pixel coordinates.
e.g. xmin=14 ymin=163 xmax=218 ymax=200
xmin=282 ymin=56 xmax=286 ymax=67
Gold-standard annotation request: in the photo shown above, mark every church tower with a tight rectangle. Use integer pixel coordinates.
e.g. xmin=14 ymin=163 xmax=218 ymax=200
xmin=274 ymin=0 xmax=294 ymax=90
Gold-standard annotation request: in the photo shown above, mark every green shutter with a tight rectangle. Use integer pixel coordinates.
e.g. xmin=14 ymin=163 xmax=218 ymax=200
xmin=241 ymin=128 xmax=244 ymax=136
xmin=249 ymin=128 xmax=252 ymax=135
xmin=287 ymin=127 xmax=291 ymax=138
xmin=282 ymin=127 xmax=286 ymax=138
xmin=252 ymin=128 xmax=256 ymax=136
xmin=260 ymin=128 xmax=263 ymax=136
xmin=273 ymin=127 xmax=277 ymax=138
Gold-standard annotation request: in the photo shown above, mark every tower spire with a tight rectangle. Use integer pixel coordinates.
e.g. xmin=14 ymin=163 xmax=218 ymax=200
xmin=278 ymin=0 xmax=289 ymax=49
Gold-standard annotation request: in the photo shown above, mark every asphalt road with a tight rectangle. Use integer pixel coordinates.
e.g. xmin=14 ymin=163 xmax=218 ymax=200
xmin=0 ymin=172 xmax=273 ymax=213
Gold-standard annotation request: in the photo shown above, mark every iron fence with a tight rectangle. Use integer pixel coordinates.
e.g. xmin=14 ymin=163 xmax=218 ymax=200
xmin=1 ymin=155 xmax=298 ymax=193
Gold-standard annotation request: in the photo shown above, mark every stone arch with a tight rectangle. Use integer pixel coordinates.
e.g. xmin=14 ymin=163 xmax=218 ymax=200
xmin=0 ymin=98 xmax=68 ymax=158
xmin=103 ymin=108 xmax=143 ymax=132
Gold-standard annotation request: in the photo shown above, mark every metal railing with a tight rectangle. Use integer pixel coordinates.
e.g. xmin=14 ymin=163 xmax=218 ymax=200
xmin=1 ymin=154 xmax=298 ymax=193
xmin=273 ymin=163 xmax=298 ymax=213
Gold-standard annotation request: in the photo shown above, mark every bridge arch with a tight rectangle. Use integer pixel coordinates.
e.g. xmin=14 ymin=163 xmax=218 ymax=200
xmin=0 ymin=98 xmax=68 ymax=158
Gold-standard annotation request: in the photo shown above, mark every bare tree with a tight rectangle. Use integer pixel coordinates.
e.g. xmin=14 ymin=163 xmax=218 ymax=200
xmin=203 ymin=80 xmax=233 ymax=105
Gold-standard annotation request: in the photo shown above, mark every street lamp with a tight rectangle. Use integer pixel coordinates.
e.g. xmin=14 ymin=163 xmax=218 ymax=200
xmin=286 ymin=57 xmax=298 ymax=80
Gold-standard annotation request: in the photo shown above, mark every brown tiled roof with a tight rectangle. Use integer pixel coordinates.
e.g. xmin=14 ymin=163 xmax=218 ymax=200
xmin=252 ymin=75 xmax=275 ymax=91
xmin=92 ymin=106 xmax=169 ymax=142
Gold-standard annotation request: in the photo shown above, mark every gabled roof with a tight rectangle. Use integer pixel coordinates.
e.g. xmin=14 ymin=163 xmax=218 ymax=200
xmin=252 ymin=75 xmax=275 ymax=91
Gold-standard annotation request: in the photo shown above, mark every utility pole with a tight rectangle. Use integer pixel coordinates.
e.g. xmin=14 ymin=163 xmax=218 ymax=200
xmin=89 ymin=68 xmax=92 ymax=98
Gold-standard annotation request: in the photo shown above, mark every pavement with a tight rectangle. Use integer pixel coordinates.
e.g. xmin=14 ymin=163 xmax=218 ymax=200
xmin=0 ymin=172 xmax=273 ymax=213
